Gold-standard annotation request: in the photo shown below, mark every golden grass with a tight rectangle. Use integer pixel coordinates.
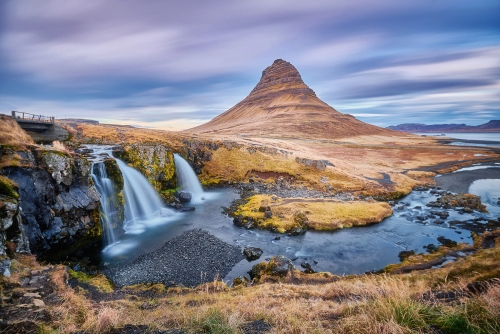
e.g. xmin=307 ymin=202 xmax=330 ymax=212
xmin=236 ymin=194 xmax=393 ymax=233
xmin=0 ymin=117 xmax=34 ymax=147
xmin=2 ymin=232 xmax=500 ymax=333
xmin=201 ymin=147 xmax=366 ymax=191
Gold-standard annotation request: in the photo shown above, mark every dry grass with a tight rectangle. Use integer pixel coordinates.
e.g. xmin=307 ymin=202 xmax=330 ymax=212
xmin=235 ymin=194 xmax=392 ymax=233
xmin=201 ymin=146 xmax=366 ymax=191
xmin=3 ymin=234 xmax=500 ymax=333
xmin=0 ymin=117 xmax=34 ymax=147
xmin=52 ymin=140 xmax=71 ymax=154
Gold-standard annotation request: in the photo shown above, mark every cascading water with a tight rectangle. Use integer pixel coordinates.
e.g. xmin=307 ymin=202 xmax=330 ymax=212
xmin=88 ymin=146 xmax=174 ymax=252
xmin=116 ymin=158 xmax=172 ymax=233
xmin=174 ymin=154 xmax=205 ymax=203
xmin=91 ymin=163 xmax=118 ymax=246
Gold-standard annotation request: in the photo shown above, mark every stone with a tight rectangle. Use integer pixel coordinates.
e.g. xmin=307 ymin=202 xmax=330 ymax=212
xmin=264 ymin=210 xmax=273 ymax=218
xmin=177 ymin=191 xmax=192 ymax=203
xmin=268 ymin=255 xmax=294 ymax=277
xmin=24 ymin=292 xmax=42 ymax=298
xmin=180 ymin=206 xmax=195 ymax=212
xmin=300 ymin=261 xmax=315 ymax=274
xmin=0 ymin=258 xmax=11 ymax=277
xmin=243 ymin=247 xmax=263 ymax=261
xmin=32 ymin=299 xmax=45 ymax=308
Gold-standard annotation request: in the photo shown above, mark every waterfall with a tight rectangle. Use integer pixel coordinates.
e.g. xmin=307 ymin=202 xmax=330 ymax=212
xmin=115 ymin=159 xmax=171 ymax=233
xmin=91 ymin=163 xmax=117 ymax=246
xmin=89 ymin=146 xmax=173 ymax=248
xmin=174 ymin=154 xmax=205 ymax=203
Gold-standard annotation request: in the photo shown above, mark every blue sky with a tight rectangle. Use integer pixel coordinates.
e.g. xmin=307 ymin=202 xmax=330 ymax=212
xmin=1 ymin=0 xmax=499 ymax=130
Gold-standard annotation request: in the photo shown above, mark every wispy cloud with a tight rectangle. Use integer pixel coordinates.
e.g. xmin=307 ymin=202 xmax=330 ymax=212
xmin=1 ymin=0 xmax=499 ymax=129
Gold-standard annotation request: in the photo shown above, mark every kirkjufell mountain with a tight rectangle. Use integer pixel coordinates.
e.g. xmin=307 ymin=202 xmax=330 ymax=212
xmin=187 ymin=59 xmax=396 ymax=139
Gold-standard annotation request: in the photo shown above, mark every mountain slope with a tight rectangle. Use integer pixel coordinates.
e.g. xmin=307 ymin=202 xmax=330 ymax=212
xmin=186 ymin=59 xmax=396 ymax=139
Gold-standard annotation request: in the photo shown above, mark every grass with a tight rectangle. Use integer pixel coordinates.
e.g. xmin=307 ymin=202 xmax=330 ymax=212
xmin=1 ymin=231 xmax=499 ymax=333
xmin=200 ymin=146 xmax=366 ymax=191
xmin=0 ymin=117 xmax=34 ymax=148
xmin=0 ymin=175 xmax=19 ymax=199
xmin=235 ymin=194 xmax=393 ymax=233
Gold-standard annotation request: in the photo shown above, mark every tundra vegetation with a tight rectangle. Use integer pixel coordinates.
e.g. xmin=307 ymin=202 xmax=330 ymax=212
xmin=1 ymin=119 xmax=500 ymax=333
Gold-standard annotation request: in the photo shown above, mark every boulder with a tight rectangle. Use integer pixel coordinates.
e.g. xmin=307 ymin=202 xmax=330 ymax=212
xmin=268 ymin=255 xmax=293 ymax=277
xmin=243 ymin=247 xmax=263 ymax=261
xmin=300 ymin=261 xmax=315 ymax=274
xmin=177 ymin=191 xmax=192 ymax=203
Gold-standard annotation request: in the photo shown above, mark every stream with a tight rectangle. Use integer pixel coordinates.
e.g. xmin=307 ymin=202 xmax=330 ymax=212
xmin=84 ymin=145 xmax=500 ymax=284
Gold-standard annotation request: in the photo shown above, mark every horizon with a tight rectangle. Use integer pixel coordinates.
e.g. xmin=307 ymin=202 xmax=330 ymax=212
xmin=1 ymin=0 xmax=499 ymax=131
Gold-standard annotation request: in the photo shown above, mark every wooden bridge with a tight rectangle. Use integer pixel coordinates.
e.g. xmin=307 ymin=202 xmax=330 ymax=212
xmin=11 ymin=111 xmax=68 ymax=143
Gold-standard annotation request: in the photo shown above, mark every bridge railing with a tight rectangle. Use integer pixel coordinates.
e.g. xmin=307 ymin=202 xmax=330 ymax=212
xmin=12 ymin=111 xmax=55 ymax=123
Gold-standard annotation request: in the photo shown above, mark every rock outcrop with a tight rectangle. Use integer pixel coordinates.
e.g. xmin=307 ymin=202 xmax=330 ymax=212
xmin=0 ymin=148 xmax=101 ymax=256
xmin=114 ymin=144 xmax=176 ymax=191
xmin=186 ymin=59 xmax=397 ymax=139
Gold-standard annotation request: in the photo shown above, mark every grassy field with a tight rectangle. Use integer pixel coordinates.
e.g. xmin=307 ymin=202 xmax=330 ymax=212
xmin=234 ymin=194 xmax=392 ymax=233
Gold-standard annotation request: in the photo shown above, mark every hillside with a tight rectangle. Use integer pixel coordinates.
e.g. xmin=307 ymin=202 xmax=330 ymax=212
xmin=186 ymin=59 xmax=397 ymax=139
xmin=388 ymin=120 xmax=500 ymax=133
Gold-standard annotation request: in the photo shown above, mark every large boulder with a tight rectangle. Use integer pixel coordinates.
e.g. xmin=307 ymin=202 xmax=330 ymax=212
xmin=248 ymin=255 xmax=294 ymax=280
xmin=177 ymin=191 xmax=192 ymax=203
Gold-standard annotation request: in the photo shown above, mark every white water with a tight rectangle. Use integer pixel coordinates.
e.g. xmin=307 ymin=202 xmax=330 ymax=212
xmin=115 ymin=159 xmax=173 ymax=234
xmin=174 ymin=154 xmax=205 ymax=203
xmin=86 ymin=145 xmax=175 ymax=253
xmin=91 ymin=163 xmax=117 ymax=246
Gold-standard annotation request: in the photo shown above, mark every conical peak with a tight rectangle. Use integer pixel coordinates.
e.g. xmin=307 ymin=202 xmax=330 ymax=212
xmin=249 ymin=59 xmax=313 ymax=96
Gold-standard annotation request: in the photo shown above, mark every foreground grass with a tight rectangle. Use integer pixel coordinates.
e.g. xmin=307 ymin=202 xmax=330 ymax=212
xmin=235 ymin=194 xmax=392 ymax=233
xmin=2 ymin=230 xmax=499 ymax=333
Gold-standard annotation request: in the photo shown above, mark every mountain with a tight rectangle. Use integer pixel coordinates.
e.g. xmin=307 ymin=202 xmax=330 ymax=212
xmin=388 ymin=120 xmax=500 ymax=133
xmin=186 ymin=59 xmax=396 ymax=139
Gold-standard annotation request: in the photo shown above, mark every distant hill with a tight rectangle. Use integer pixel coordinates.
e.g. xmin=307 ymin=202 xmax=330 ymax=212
xmin=186 ymin=59 xmax=396 ymax=139
xmin=387 ymin=120 xmax=500 ymax=133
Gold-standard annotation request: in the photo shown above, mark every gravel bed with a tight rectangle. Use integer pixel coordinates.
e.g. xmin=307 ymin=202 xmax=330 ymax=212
xmin=435 ymin=166 xmax=500 ymax=193
xmin=104 ymin=229 xmax=244 ymax=287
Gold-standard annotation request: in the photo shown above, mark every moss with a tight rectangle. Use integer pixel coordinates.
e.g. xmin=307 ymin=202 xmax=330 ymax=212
xmin=234 ymin=194 xmax=392 ymax=233
xmin=0 ymin=175 xmax=19 ymax=200
xmin=104 ymin=158 xmax=124 ymax=190
xmin=68 ymin=269 xmax=114 ymax=293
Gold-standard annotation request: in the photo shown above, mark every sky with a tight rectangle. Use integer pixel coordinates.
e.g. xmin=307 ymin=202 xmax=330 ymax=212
xmin=1 ymin=0 xmax=499 ymax=130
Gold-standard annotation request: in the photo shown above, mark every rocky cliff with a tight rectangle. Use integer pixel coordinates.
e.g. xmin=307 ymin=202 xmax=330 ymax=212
xmin=186 ymin=59 xmax=396 ymax=139
xmin=0 ymin=146 xmax=101 ymax=257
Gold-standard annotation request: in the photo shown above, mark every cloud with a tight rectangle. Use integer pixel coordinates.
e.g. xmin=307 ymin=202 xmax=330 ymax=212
xmin=1 ymin=0 xmax=499 ymax=128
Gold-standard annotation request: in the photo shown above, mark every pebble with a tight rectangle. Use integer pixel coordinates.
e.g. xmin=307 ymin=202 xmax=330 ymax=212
xmin=104 ymin=229 xmax=244 ymax=288
xmin=32 ymin=299 xmax=45 ymax=307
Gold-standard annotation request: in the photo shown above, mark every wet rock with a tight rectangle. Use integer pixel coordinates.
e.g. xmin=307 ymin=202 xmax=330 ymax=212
xmin=398 ymin=250 xmax=416 ymax=262
xmin=434 ymin=219 xmax=445 ymax=225
xmin=180 ymin=206 xmax=195 ymax=212
xmin=437 ymin=236 xmax=457 ymax=247
xmin=273 ymin=236 xmax=281 ymax=241
xmin=300 ymin=261 xmax=316 ymax=274
xmin=424 ymin=244 xmax=437 ymax=252
xmin=243 ymin=247 xmax=263 ymax=261
xmin=430 ymin=210 xmax=449 ymax=219
xmin=177 ymin=191 xmax=192 ymax=203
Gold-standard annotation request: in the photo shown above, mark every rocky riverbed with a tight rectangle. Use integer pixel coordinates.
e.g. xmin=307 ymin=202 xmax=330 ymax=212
xmin=104 ymin=229 xmax=244 ymax=287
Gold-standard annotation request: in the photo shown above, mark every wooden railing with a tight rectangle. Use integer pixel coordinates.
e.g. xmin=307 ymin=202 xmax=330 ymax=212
xmin=12 ymin=111 xmax=55 ymax=123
